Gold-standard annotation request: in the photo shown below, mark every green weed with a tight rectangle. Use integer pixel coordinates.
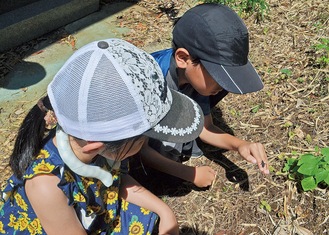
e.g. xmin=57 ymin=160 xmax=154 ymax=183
xmin=282 ymin=147 xmax=329 ymax=191
xmin=280 ymin=68 xmax=292 ymax=78
xmin=201 ymin=0 xmax=269 ymax=20
xmin=275 ymin=68 xmax=292 ymax=83
xmin=250 ymin=104 xmax=261 ymax=113
xmin=296 ymin=77 xmax=304 ymax=83
xmin=259 ymin=200 xmax=271 ymax=212
xmin=314 ymin=38 xmax=329 ymax=68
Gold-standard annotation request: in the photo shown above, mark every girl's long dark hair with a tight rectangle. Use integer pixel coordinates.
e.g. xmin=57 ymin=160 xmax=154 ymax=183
xmin=9 ymin=96 xmax=52 ymax=179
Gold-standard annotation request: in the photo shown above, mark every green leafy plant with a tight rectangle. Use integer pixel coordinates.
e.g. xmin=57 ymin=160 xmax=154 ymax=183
xmin=282 ymin=147 xmax=329 ymax=191
xmin=259 ymin=200 xmax=271 ymax=212
xmin=202 ymin=0 xmax=269 ymax=20
xmin=280 ymin=68 xmax=292 ymax=78
xmin=296 ymin=77 xmax=304 ymax=83
xmin=275 ymin=68 xmax=292 ymax=83
xmin=250 ymin=104 xmax=261 ymax=113
xmin=314 ymin=38 xmax=329 ymax=68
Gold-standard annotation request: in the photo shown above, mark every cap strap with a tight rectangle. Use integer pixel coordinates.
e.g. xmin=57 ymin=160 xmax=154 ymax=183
xmin=56 ymin=125 xmax=113 ymax=187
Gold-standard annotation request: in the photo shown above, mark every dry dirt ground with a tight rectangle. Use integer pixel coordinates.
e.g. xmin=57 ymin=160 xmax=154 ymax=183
xmin=0 ymin=0 xmax=328 ymax=234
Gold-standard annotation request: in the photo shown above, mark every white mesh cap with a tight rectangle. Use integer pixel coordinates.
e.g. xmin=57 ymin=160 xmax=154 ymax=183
xmin=48 ymin=38 xmax=204 ymax=142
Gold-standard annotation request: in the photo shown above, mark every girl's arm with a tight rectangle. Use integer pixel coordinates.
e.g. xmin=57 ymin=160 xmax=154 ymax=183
xmin=25 ymin=174 xmax=87 ymax=235
xmin=119 ymin=174 xmax=179 ymax=235
xmin=140 ymin=143 xmax=216 ymax=188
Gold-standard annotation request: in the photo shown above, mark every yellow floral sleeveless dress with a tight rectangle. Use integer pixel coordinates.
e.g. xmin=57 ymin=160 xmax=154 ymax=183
xmin=0 ymin=139 xmax=158 ymax=234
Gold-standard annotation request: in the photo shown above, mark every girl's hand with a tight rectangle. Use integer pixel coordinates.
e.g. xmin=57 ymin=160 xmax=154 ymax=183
xmin=193 ymin=166 xmax=216 ymax=188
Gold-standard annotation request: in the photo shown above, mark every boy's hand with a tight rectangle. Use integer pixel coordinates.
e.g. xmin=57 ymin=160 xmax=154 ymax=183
xmin=237 ymin=141 xmax=270 ymax=175
xmin=193 ymin=166 xmax=216 ymax=187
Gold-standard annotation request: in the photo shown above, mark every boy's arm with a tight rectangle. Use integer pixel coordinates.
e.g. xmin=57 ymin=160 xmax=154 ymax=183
xmin=119 ymin=174 xmax=179 ymax=235
xmin=200 ymin=114 xmax=270 ymax=175
xmin=139 ymin=142 xmax=216 ymax=188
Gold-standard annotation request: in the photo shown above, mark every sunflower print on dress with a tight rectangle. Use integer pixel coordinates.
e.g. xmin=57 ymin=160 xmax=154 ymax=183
xmin=0 ymin=139 xmax=158 ymax=234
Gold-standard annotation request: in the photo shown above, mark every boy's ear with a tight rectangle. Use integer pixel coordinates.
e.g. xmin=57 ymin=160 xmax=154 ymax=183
xmin=175 ymin=48 xmax=191 ymax=69
xmin=82 ymin=141 xmax=104 ymax=154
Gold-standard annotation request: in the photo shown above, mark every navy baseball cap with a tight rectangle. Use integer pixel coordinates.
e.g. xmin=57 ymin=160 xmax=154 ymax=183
xmin=173 ymin=3 xmax=264 ymax=94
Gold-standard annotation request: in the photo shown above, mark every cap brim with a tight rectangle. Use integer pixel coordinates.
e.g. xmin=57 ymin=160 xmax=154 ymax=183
xmin=143 ymin=90 xmax=204 ymax=143
xmin=201 ymin=59 xmax=264 ymax=94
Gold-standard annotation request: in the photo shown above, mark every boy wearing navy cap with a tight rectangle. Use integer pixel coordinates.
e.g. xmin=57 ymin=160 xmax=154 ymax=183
xmin=141 ymin=3 xmax=269 ymax=180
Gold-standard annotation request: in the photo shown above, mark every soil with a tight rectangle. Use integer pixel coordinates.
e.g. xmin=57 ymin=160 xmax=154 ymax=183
xmin=0 ymin=0 xmax=328 ymax=234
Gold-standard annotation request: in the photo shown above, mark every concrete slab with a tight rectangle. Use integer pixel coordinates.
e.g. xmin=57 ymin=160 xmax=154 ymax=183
xmin=0 ymin=0 xmax=99 ymax=52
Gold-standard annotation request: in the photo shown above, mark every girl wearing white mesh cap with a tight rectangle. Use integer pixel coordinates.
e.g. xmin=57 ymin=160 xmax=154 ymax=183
xmin=0 ymin=39 xmax=207 ymax=234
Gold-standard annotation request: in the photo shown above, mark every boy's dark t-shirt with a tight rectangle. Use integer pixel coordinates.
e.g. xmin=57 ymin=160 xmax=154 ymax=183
xmin=151 ymin=49 xmax=228 ymax=116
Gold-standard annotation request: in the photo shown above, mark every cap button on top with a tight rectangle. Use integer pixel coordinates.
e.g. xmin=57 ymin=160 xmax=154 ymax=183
xmin=97 ymin=41 xmax=109 ymax=49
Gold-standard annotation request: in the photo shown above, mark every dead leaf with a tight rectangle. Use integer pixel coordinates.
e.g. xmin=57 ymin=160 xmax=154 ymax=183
xmin=32 ymin=50 xmax=44 ymax=56
xmin=294 ymin=127 xmax=304 ymax=139
xmin=272 ymin=225 xmax=289 ymax=235
xmin=14 ymin=109 xmax=24 ymax=115
xmin=293 ymin=222 xmax=314 ymax=235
